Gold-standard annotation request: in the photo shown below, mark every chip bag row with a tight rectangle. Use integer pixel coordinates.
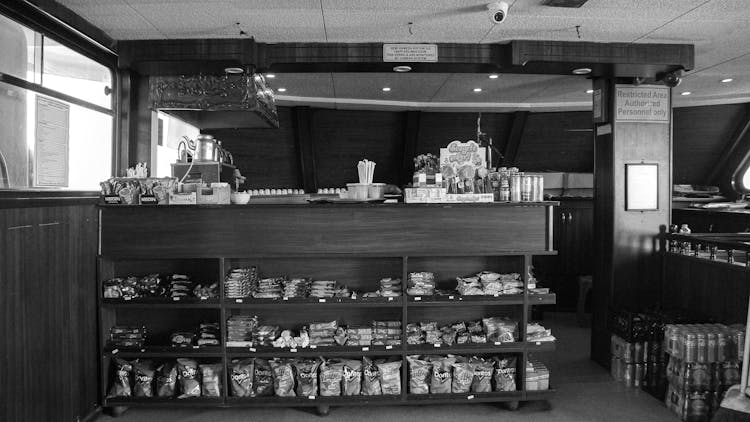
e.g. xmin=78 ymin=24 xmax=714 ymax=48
xmin=108 ymin=358 xmax=223 ymax=398
xmin=406 ymin=355 xmax=518 ymax=394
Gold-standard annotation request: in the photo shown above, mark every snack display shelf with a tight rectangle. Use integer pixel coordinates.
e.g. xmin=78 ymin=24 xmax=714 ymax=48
xmin=102 ymin=298 xmax=220 ymax=308
xmin=406 ymin=294 xmax=556 ymax=306
xmin=405 ymin=391 xmax=524 ymax=404
xmin=104 ymin=397 xmax=223 ymax=407
xmin=104 ymin=346 xmax=224 ymax=358
xmin=224 ymin=297 xmax=402 ymax=308
xmin=226 ymin=345 xmax=403 ymax=358
xmin=224 ymin=395 xmax=402 ymax=406
xmin=405 ymin=341 xmax=555 ymax=355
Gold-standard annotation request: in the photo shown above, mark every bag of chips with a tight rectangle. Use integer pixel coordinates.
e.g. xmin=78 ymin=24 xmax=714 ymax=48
xmin=470 ymin=358 xmax=494 ymax=393
xmin=176 ymin=358 xmax=201 ymax=398
xmin=294 ymin=359 xmax=321 ymax=397
xmin=253 ymin=358 xmax=274 ymax=397
xmin=483 ymin=317 xmax=517 ymax=343
xmin=133 ymin=360 xmax=155 ymax=397
xmin=430 ymin=356 xmax=456 ymax=394
xmin=109 ymin=358 xmax=133 ymax=397
xmin=229 ymin=359 xmax=254 ymax=397
xmin=156 ymin=361 xmax=177 ymax=397
xmin=494 ymin=356 xmax=517 ymax=392
xmin=270 ymin=359 xmax=296 ymax=397
xmin=378 ymin=360 xmax=402 ymax=395
xmin=342 ymin=359 xmax=363 ymax=396
xmin=361 ymin=357 xmax=382 ymax=395
xmin=451 ymin=361 xmax=475 ymax=393
xmin=319 ymin=359 xmax=344 ymax=397
xmin=407 ymin=355 xmax=432 ymax=394
xmin=200 ymin=364 xmax=223 ymax=397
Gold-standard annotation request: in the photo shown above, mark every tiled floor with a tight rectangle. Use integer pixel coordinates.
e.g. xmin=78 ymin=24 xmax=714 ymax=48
xmin=96 ymin=312 xmax=677 ymax=422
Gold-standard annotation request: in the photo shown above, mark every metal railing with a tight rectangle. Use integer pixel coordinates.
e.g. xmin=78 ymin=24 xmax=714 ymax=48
xmin=664 ymin=233 xmax=750 ymax=267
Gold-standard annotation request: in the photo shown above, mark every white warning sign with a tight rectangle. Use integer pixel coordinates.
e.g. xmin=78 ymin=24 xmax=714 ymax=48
xmin=615 ymin=86 xmax=670 ymax=123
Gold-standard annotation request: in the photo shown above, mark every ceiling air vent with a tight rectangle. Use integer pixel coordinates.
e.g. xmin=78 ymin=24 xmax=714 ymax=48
xmin=541 ymin=0 xmax=589 ymax=7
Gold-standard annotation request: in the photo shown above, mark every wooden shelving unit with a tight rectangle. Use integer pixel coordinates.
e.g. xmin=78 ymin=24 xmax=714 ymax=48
xmin=97 ymin=203 xmax=557 ymax=415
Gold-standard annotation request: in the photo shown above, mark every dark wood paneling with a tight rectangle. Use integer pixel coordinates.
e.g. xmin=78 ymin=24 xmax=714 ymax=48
xmin=673 ymin=208 xmax=750 ymax=233
xmin=293 ymin=106 xmax=317 ymax=192
xmin=100 ymin=204 xmax=553 ymax=258
xmin=211 ymin=108 xmax=301 ymax=189
xmin=417 ymin=112 xmax=511 ymax=160
xmin=515 ymin=111 xmax=593 ymax=172
xmin=312 ymin=109 xmax=404 ymax=187
xmin=0 ymin=205 xmax=99 ymax=422
xmin=662 ymin=254 xmax=749 ymax=324
xmin=673 ymin=104 xmax=747 ymax=185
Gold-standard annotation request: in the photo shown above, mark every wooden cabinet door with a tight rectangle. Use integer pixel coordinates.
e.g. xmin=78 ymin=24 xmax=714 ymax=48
xmin=564 ymin=205 xmax=594 ymax=274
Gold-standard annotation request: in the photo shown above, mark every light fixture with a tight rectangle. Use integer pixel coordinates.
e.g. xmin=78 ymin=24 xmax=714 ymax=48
xmin=382 ymin=87 xmax=391 ymax=92
xmin=680 ymin=91 xmax=691 ymax=96
xmin=393 ymin=65 xmax=412 ymax=72
xmin=224 ymin=67 xmax=244 ymax=74
xmin=277 ymin=88 xmax=287 ymax=93
xmin=489 ymin=74 xmax=499 ymax=79
xmin=473 ymin=88 xmax=483 ymax=92
xmin=585 ymin=89 xmax=594 ymax=94
xmin=721 ymin=78 xmax=733 ymax=83
xmin=572 ymin=67 xmax=592 ymax=75
xmin=266 ymin=74 xmax=276 ymax=79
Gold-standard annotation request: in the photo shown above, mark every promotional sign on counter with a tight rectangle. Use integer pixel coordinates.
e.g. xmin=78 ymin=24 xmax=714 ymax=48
xmin=440 ymin=140 xmax=486 ymax=176
xmin=35 ymin=96 xmax=69 ymax=187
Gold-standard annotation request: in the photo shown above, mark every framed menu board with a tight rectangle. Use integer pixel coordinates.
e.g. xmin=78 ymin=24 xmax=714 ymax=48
xmin=625 ymin=163 xmax=659 ymax=211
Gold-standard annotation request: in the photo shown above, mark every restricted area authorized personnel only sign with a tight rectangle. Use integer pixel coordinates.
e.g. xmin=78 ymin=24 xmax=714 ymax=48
xmin=615 ymin=85 xmax=670 ymax=123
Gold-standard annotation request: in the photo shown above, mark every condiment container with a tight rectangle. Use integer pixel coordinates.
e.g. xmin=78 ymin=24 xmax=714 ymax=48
xmin=346 ymin=183 xmax=369 ymax=201
xmin=368 ymin=183 xmax=386 ymax=200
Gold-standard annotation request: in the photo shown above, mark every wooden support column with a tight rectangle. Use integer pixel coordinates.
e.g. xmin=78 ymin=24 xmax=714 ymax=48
xmin=590 ymin=79 xmax=672 ymax=366
xmin=502 ymin=111 xmax=528 ymax=166
xmin=401 ymin=111 xmax=421 ymax=186
xmin=292 ymin=106 xmax=317 ymax=192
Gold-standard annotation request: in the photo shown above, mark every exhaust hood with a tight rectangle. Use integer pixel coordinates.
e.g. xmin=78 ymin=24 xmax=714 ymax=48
xmin=149 ymin=73 xmax=279 ymax=129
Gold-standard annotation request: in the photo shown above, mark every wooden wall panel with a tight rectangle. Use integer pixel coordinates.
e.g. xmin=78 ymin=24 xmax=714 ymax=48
xmin=673 ymin=104 xmax=746 ymax=185
xmin=515 ymin=111 xmax=593 ymax=172
xmin=211 ymin=107 xmax=301 ymax=189
xmin=312 ymin=109 xmax=404 ymax=187
xmin=0 ymin=204 xmax=99 ymax=422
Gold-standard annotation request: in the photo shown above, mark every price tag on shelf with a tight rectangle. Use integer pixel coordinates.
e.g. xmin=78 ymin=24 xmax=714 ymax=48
xmin=318 ymin=299 xmax=326 ymax=303
xmin=493 ymin=293 xmax=499 ymax=297
xmin=362 ymin=347 xmax=370 ymax=351
xmin=235 ymin=299 xmax=243 ymax=303
xmin=140 ymin=348 xmax=146 ymax=353
xmin=249 ymin=347 xmax=256 ymax=352
xmin=414 ymin=297 xmax=422 ymax=301
xmin=433 ymin=344 xmax=441 ymax=348
xmin=459 ymin=297 xmax=464 ymax=301
xmin=124 ymin=297 xmax=132 ymax=301
xmin=290 ymin=348 xmax=298 ymax=353
xmin=536 ymin=341 xmax=542 ymax=346
xmin=386 ymin=345 xmax=393 ymax=350
xmin=111 ymin=349 xmax=119 ymax=355
xmin=283 ymin=297 xmax=289 ymax=301
xmin=448 ymin=295 xmax=455 ymax=300
xmin=308 ymin=395 xmax=315 ymax=400
xmin=388 ymin=297 xmax=393 ymax=302
xmin=467 ymin=395 xmax=475 ymax=400
xmin=192 ymin=346 xmax=200 ymax=349
xmin=494 ymin=341 xmax=502 ymax=346
xmin=310 ymin=345 xmax=317 ymax=349
xmin=200 ymin=296 xmax=208 ymax=301
xmin=173 ymin=297 xmax=180 ymax=301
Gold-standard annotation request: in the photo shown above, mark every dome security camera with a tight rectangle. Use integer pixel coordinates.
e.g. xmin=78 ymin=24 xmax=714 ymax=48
xmin=487 ymin=1 xmax=510 ymax=24
xmin=658 ymin=69 xmax=683 ymax=88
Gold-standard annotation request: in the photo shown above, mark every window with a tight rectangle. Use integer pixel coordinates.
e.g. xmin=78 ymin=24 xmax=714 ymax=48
xmin=154 ymin=111 xmax=199 ymax=178
xmin=0 ymin=13 xmax=114 ymax=190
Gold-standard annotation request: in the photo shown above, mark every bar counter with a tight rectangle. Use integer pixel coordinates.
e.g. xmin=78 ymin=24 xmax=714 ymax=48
xmin=99 ymin=201 xmax=557 ymax=258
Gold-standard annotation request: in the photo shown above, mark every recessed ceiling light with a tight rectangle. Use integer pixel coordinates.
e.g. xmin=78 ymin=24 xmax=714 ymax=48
xmin=224 ymin=67 xmax=244 ymax=74
xmin=489 ymin=74 xmax=499 ymax=79
xmin=266 ymin=74 xmax=276 ymax=78
xmin=277 ymin=88 xmax=287 ymax=93
xmin=473 ymin=88 xmax=482 ymax=92
xmin=572 ymin=67 xmax=592 ymax=75
xmin=382 ymin=87 xmax=391 ymax=92
xmin=721 ymin=78 xmax=733 ymax=83
xmin=393 ymin=65 xmax=412 ymax=72
xmin=585 ymin=89 xmax=594 ymax=94
xmin=680 ymin=91 xmax=691 ymax=96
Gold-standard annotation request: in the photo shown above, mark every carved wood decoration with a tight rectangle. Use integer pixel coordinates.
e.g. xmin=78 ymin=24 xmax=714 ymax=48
xmin=149 ymin=73 xmax=279 ymax=128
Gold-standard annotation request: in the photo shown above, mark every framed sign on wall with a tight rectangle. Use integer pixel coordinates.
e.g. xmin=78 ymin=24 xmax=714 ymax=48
xmin=625 ymin=163 xmax=659 ymax=211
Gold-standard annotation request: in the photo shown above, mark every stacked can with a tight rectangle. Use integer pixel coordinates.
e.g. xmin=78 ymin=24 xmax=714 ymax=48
xmin=610 ymin=334 xmax=656 ymax=388
xmin=662 ymin=324 xmax=745 ymax=422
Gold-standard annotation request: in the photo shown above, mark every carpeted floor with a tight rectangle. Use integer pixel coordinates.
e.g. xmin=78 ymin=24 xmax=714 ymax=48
xmin=96 ymin=312 xmax=677 ymax=422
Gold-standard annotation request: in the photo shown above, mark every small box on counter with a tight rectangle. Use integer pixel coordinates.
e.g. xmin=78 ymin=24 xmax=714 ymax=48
xmin=404 ymin=187 xmax=447 ymax=203
xmin=169 ymin=191 xmax=197 ymax=205
xmin=197 ymin=183 xmax=231 ymax=205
